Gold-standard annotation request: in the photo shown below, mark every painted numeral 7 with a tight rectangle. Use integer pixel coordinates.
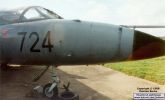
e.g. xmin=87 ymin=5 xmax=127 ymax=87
xmin=18 ymin=32 xmax=27 ymax=52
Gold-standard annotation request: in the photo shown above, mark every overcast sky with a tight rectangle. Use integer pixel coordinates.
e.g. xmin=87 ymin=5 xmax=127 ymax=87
xmin=1 ymin=0 xmax=165 ymax=36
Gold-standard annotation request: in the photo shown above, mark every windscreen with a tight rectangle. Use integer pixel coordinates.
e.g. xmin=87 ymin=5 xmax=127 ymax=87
xmin=0 ymin=6 xmax=62 ymax=25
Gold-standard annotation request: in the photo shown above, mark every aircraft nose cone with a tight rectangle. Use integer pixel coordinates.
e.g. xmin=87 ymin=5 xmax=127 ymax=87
xmin=130 ymin=30 xmax=165 ymax=60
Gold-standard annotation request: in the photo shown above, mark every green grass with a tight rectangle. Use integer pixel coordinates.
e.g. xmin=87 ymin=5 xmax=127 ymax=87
xmin=105 ymin=56 xmax=165 ymax=85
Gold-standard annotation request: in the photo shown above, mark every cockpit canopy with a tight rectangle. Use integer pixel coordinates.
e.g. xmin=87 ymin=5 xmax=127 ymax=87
xmin=0 ymin=6 xmax=63 ymax=25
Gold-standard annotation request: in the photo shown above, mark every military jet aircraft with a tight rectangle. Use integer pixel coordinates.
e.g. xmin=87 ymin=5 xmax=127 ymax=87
xmin=0 ymin=6 xmax=165 ymax=99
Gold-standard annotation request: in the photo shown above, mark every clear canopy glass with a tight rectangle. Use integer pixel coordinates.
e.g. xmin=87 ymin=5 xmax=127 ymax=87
xmin=0 ymin=6 xmax=63 ymax=25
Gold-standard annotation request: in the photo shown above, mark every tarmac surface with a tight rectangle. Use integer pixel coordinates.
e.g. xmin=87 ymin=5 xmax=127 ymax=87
xmin=0 ymin=65 xmax=165 ymax=100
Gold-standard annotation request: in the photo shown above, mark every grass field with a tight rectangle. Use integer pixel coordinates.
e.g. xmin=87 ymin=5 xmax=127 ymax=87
xmin=105 ymin=56 xmax=165 ymax=85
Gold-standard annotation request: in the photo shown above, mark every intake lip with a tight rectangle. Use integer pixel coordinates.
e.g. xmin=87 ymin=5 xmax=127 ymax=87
xmin=130 ymin=30 xmax=165 ymax=60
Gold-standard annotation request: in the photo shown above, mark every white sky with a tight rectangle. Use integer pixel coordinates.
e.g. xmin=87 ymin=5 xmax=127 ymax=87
xmin=1 ymin=0 xmax=165 ymax=36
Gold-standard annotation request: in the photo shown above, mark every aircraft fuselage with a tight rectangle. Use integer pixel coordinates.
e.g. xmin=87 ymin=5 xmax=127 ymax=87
xmin=0 ymin=19 xmax=134 ymax=65
xmin=0 ymin=19 xmax=164 ymax=65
